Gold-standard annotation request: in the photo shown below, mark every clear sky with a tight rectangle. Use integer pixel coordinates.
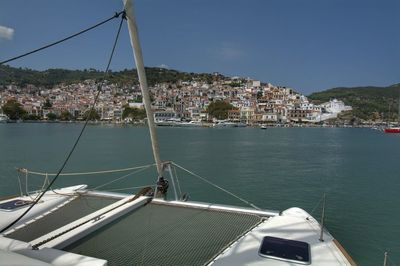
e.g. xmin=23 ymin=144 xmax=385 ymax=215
xmin=0 ymin=0 xmax=399 ymax=94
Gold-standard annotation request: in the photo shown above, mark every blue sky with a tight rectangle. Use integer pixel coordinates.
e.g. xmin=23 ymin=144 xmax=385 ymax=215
xmin=0 ymin=0 xmax=399 ymax=94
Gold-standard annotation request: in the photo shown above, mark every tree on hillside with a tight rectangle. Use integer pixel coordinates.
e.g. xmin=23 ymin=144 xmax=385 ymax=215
xmin=1 ymin=99 xmax=27 ymax=120
xmin=60 ymin=111 xmax=73 ymax=121
xmin=133 ymin=96 xmax=143 ymax=103
xmin=122 ymin=106 xmax=146 ymax=121
xmin=83 ymin=109 xmax=100 ymax=121
xmin=207 ymin=100 xmax=235 ymax=120
xmin=24 ymin=114 xmax=40 ymax=121
xmin=43 ymin=98 xmax=52 ymax=109
xmin=47 ymin=112 xmax=58 ymax=121
xmin=308 ymin=84 xmax=400 ymax=120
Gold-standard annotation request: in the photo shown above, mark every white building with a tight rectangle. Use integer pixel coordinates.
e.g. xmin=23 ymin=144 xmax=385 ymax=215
xmin=321 ymin=99 xmax=352 ymax=114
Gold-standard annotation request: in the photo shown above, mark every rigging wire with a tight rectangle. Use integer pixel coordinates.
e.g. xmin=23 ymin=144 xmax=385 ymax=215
xmin=0 ymin=12 xmax=126 ymax=234
xmin=17 ymin=163 xmax=155 ymax=176
xmin=172 ymin=165 xmax=183 ymax=198
xmin=308 ymin=194 xmax=325 ymax=217
xmin=172 ymin=162 xmax=262 ymax=210
xmin=0 ymin=11 xmax=125 ymax=65
xmin=106 ymin=185 xmax=155 ymax=192
xmin=90 ymin=165 xmax=152 ymax=191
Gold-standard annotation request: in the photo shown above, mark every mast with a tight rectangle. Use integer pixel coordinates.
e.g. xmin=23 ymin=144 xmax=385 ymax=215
xmin=123 ymin=0 xmax=163 ymax=177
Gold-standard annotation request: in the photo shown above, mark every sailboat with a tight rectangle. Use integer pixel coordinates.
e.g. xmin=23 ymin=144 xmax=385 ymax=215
xmin=0 ymin=0 xmax=356 ymax=265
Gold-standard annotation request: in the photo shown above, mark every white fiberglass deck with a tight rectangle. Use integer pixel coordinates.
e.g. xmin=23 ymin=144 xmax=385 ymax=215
xmin=0 ymin=185 xmax=88 ymax=233
xmin=210 ymin=208 xmax=354 ymax=266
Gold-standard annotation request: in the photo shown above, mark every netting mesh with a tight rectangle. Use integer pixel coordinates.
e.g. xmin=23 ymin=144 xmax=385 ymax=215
xmin=6 ymin=195 xmax=117 ymax=242
xmin=64 ymin=203 xmax=262 ymax=266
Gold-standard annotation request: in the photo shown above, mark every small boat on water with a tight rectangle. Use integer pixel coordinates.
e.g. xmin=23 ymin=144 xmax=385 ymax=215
xmin=214 ymin=121 xmax=246 ymax=128
xmin=384 ymin=127 xmax=400 ymax=133
xmin=175 ymin=120 xmax=203 ymax=127
xmin=156 ymin=120 xmax=204 ymax=127
xmin=260 ymin=125 xmax=267 ymax=130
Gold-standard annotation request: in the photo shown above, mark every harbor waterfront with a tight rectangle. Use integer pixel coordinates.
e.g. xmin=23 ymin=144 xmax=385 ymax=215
xmin=0 ymin=123 xmax=399 ymax=265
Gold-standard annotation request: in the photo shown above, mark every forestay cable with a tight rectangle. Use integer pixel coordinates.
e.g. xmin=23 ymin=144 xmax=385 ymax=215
xmin=0 ymin=11 xmax=125 ymax=65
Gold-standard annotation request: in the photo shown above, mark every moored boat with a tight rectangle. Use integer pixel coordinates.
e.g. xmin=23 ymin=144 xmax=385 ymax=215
xmin=214 ymin=121 xmax=247 ymax=127
xmin=384 ymin=127 xmax=400 ymax=133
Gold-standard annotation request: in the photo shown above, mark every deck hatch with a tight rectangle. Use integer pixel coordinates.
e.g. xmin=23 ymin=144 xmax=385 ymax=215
xmin=259 ymin=236 xmax=311 ymax=264
xmin=0 ymin=200 xmax=33 ymax=211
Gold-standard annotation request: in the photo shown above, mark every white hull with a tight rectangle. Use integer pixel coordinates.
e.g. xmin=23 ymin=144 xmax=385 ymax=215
xmin=0 ymin=187 xmax=356 ymax=265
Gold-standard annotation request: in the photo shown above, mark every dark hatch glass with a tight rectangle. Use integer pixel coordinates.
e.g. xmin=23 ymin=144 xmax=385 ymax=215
xmin=0 ymin=199 xmax=32 ymax=211
xmin=259 ymin=236 xmax=310 ymax=264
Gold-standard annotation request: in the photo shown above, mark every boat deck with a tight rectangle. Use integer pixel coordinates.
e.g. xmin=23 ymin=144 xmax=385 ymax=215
xmin=5 ymin=195 xmax=117 ymax=242
xmin=63 ymin=202 xmax=263 ymax=266
xmin=0 ymin=191 xmax=355 ymax=266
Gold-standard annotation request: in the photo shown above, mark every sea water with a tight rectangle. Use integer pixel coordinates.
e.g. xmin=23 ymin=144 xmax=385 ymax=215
xmin=0 ymin=123 xmax=399 ymax=265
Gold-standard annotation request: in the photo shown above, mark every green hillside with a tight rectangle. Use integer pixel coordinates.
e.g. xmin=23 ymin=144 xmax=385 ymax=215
xmin=308 ymin=84 xmax=400 ymax=121
xmin=0 ymin=65 xmax=220 ymax=88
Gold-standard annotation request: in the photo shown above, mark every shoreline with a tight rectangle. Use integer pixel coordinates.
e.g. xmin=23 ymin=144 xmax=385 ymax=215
xmin=1 ymin=120 xmax=386 ymax=129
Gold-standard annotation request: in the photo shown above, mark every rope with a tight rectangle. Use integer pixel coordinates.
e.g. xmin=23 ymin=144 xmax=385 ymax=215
xmin=388 ymin=255 xmax=397 ymax=266
xmin=0 ymin=11 xmax=125 ymax=65
xmin=17 ymin=164 xmax=154 ymax=196
xmin=18 ymin=163 xmax=155 ymax=176
xmin=107 ymin=185 xmax=155 ymax=192
xmin=16 ymin=171 xmax=23 ymax=197
xmin=308 ymin=194 xmax=325 ymax=216
xmin=90 ymin=165 xmax=153 ymax=191
xmin=171 ymin=162 xmax=261 ymax=210
xmin=173 ymin=165 xmax=182 ymax=198
xmin=25 ymin=170 xmax=29 ymax=197
xmin=166 ymin=164 xmax=178 ymax=201
xmin=0 ymin=12 xmax=125 ymax=234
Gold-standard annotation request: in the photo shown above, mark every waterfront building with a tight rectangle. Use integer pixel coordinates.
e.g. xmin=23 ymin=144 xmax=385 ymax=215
xmin=228 ymin=109 xmax=241 ymax=122
xmin=240 ymin=107 xmax=255 ymax=124
xmin=0 ymin=72 xmax=353 ymax=124
xmin=321 ymin=99 xmax=352 ymax=113
xmin=154 ymin=110 xmax=178 ymax=122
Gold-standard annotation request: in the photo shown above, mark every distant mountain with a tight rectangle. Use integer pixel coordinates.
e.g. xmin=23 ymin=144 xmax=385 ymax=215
xmin=0 ymin=65 xmax=221 ymax=88
xmin=308 ymin=84 xmax=400 ymax=120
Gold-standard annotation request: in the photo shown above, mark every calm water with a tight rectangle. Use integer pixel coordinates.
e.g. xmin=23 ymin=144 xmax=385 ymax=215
xmin=0 ymin=123 xmax=399 ymax=265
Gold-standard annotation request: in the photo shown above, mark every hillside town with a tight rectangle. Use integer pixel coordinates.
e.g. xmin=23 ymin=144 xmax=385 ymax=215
xmin=0 ymin=73 xmax=352 ymax=125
